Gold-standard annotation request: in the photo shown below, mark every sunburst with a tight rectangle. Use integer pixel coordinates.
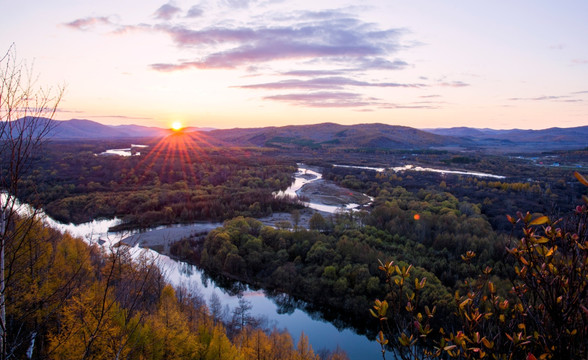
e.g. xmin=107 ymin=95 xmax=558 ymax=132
xmin=171 ymin=121 xmax=183 ymax=131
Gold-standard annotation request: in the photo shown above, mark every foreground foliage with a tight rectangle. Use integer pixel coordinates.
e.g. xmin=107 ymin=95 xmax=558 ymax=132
xmin=371 ymin=172 xmax=588 ymax=360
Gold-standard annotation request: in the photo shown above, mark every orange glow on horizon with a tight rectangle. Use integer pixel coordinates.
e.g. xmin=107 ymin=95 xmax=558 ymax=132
xmin=171 ymin=121 xmax=183 ymax=131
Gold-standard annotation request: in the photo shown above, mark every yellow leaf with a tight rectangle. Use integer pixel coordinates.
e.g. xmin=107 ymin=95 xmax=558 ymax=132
xmin=459 ymin=298 xmax=471 ymax=309
xmin=530 ymin=216 xmax=549 ymax=226
xmin=535 ymin=237 xmax=550 ymax=244
xmin=574 ymin=171 xmax=588 ymax=187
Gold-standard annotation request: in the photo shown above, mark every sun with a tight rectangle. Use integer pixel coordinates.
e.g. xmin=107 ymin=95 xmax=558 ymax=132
xmin=171 ymin=121 xmax=183 ymax=131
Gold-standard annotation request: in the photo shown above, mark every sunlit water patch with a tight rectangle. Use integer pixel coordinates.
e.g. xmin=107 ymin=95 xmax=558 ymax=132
xmin=98 ymin=144 xmax=148 ymax=157
xmin=333 ymin=163 xmax=504 ymax=179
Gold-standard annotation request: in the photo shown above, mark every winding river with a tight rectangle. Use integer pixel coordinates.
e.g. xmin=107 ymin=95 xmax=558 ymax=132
xmin=16 ymin=161 xmax=506 ymax=358
xmin=28 ymin=167 xmax=382 ymax=360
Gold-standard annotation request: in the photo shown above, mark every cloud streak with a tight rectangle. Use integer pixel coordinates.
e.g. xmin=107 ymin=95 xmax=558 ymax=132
xmin=236 ymin=77 xmax=425 ymax=90
xmin=509 ymin=95 xmax=569 ymax=101
xmin=64 ymin=17 xmax=113 ymax=31
xmin=439 ymin=81 xmax=469 ymax=88
xmin=264 ymin=92 xmax=376 ymax=108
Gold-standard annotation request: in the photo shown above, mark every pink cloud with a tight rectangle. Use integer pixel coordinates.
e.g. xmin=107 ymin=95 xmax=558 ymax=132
xmin=64 ymin=17 xmax=112 ymax=31
xmin=236 ymin=77 xmax=425 ymax=90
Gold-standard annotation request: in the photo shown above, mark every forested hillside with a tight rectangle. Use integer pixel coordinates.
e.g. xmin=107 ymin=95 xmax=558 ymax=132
xmin=12 ymin=139 xmax=300 ymax=230
xmin=2 ymin=215 xmax=347 ymax=359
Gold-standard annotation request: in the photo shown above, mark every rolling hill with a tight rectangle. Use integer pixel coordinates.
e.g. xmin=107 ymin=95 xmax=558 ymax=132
xmin=8 ymin=118 xmax=587 ymax=152
xmin=207 ymin=122 xmax=467 ymax=150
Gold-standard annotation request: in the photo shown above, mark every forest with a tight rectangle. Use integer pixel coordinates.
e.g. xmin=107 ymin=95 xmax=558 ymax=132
xmin=2 ymin=134 xmax=587 ymax=359
xmin=8 ymin=138 xmax=301 ymax=230
xmin=1 ymin=215 xmax=346 ymax=359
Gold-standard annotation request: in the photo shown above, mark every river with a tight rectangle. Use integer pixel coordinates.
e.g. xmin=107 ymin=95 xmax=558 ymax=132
xmin=334 ymin=163 xmax=505 ymax=179
xmin=24 ymin=166 xmax=382 ymax=360
xmin=274 ymin=166 xmax=368 ymax=213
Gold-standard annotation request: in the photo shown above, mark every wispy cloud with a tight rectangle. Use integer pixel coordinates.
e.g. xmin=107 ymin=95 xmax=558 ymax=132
xmin=572 ymin=58 xmax=588 ymax=65
xmin=236 ymin=77 xmax=425 ymax=90
xmin=380 ymin=104 xmax=439 ymax=110
xmin=282 ymin=70 xmax=345 ymax=77
xmin=439 ymin=81 xmax=469 ymax=88
xmin=154 ymin=3 xmax=182 ymax=20
xmin=555 ymin=99 xmax=583 ymax=103
xmin=262 ymin=92 xmax=441 ymax=110
xmin=93 ymin=115 xmax=154 ymax=120
xmin=509 ymin=95 xmax=569 ymax=101
xmin=264 ymin=92 xmax=376 ymax=108
xmin=64 ymin=17 xmax=113 ymax=31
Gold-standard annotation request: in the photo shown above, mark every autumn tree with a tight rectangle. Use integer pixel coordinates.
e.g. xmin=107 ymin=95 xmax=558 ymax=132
xmin=0 ymin=44 xmax=64 ymax=360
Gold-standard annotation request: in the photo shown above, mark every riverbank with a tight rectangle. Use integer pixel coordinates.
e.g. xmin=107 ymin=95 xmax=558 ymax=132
xmin=122 ymin=164 xmax=372 ymax=251
xmin=119 ymin=209 xmax=320 ymax=251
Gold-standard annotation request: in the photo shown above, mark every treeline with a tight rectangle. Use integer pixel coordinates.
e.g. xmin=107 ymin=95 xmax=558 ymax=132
xmin=322 ymin=159 xmax=584 ymax=232
xmin=172 ymin=185 xmax=512 ymax=331
xmin=8 ymin=139 xmax=301 ymax=229
xmin=3 ymin=215 xmax=347 ymax=360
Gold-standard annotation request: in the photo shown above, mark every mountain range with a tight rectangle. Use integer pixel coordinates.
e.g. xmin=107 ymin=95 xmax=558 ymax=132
xmin=8 ymin=118 xmax=588 ymax=152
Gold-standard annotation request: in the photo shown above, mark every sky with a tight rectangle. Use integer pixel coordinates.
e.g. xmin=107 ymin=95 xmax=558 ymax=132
xmin=2 ymin=0 xmax=588 ymax=130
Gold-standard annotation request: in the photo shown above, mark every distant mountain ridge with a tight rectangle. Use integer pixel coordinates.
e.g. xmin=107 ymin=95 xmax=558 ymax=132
xmin=8 ymin=118 xmax=212 ymax=139
xmin=9 ymin=118 xmax=587 ymax=152
xmin=424 ymin=126 xmax=588 ymax=150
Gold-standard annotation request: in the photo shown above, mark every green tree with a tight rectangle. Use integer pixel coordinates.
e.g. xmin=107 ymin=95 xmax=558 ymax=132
xmin=371 ymin=172 xmax=588 ymax=360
